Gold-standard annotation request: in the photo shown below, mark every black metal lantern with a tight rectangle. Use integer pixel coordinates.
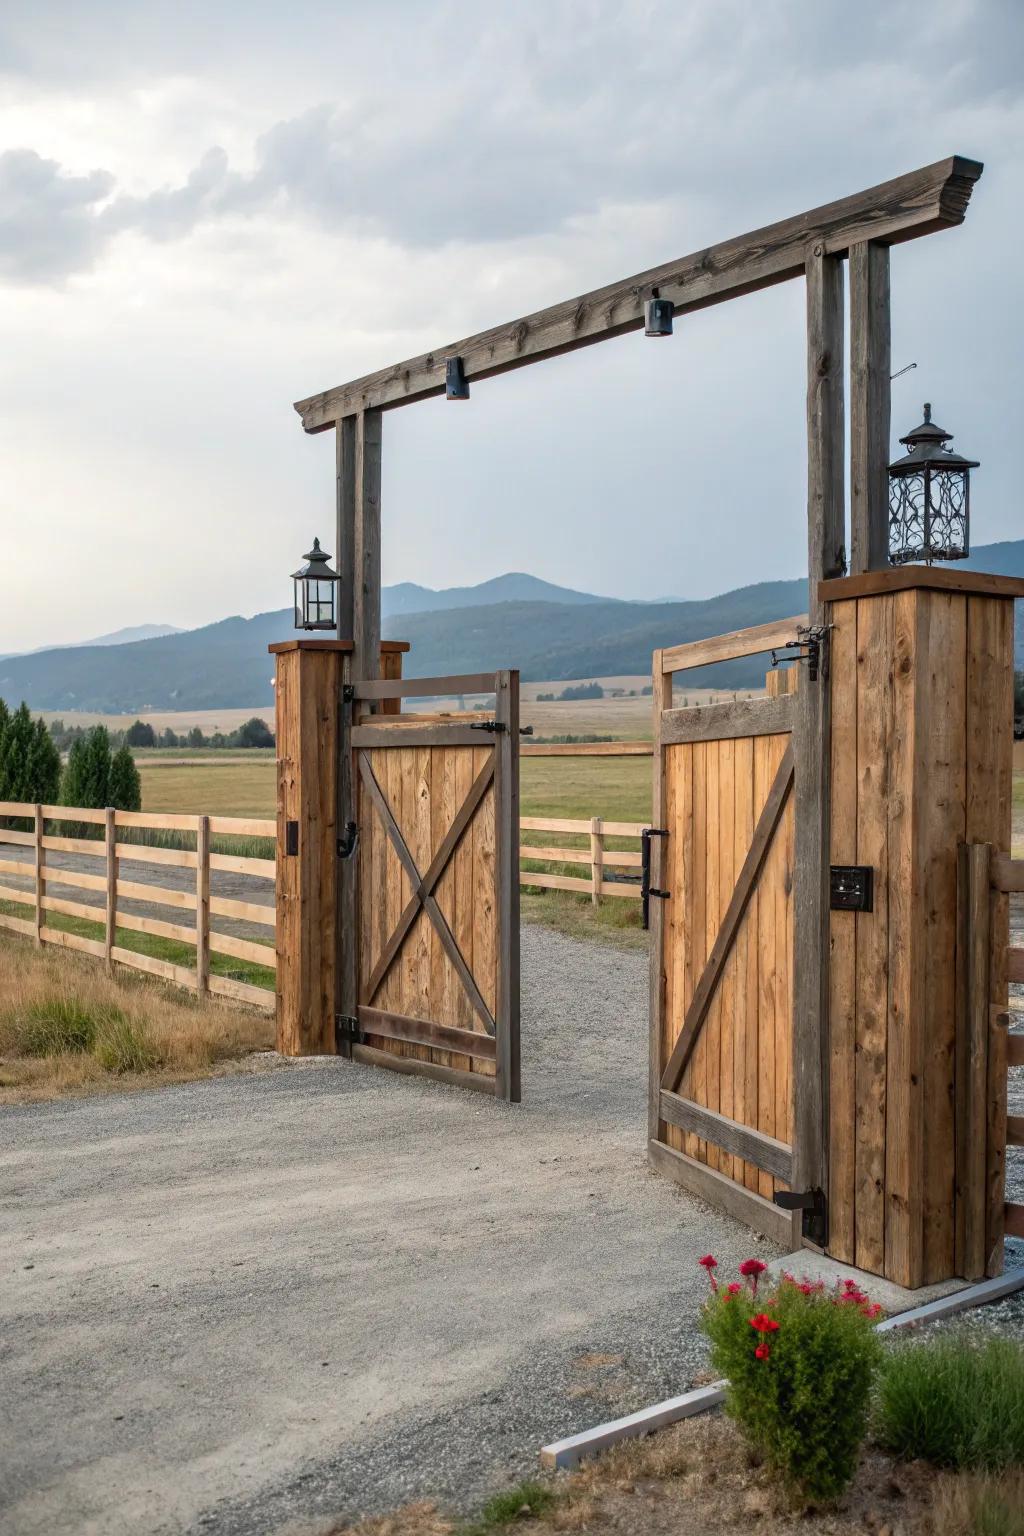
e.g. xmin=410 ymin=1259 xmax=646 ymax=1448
xmin=292 ymin=538 xmax=339 ymax=630
xmin=888 ymin=403 xmax=979 ymax=565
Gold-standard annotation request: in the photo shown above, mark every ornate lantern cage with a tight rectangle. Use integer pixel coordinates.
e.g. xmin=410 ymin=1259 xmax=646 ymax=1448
xmin=887 ymin=403 xmax=979 ymax=566
xmin=292 ymin=538 xmax=339 ymax=630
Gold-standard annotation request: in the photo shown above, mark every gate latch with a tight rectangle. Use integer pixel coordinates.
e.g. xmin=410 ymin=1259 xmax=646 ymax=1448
xmin=335 ymin=1014 xmax=362 ymax=1049
xmin=468 ymin=719 xmax=506 ymax=734
xmin=337 ymin=821 xmax=358 ymax=860
xmin=641 ymin=827 xmax=669 ymax=932
xmin=773 ymin=1186 xmax=828 ymax=1247
xmin=770 ymin=622 xmax=832 ymax=684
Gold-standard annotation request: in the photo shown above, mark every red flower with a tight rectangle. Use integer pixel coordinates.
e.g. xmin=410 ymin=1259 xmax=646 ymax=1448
xmin=754 ymin=1342 xmax=771 ymax=1361
xmin=698 ymin=1255 xmax=718 ymax=1271
xmin=748 ymin=1313 xmax=780 ymax=1334
xmin=862 ymin=1302 xmax=883 ymax=1320
xmin=726 ymin=1282 xmax=743 ymax=1296
xmin=739 ymin=1259 xmax=767 ymax=1278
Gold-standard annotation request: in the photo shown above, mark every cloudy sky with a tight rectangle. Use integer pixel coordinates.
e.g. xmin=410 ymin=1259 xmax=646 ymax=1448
xmin=0 ymin=0 xmax=1021 ymax=651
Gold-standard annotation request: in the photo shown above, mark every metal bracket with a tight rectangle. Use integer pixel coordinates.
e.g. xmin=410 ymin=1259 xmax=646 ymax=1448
xmin=770 ymin=623 xmax=832 ymax=684
xmin=640 ymin=827 xmax=670 ymax=931
xmin=335 ymin=1014 xmax=362 ymax=1049
xmin=519 ymin=726 xmax=535 ymax=736
xmin=337 ymin=820 xmax=358 ymax=860
xmin=342 ymin=683 xmax=355 ymax=703
xmin=469 ymin=719 xmax=506 ymax=734
xmin=773 ymin=1186 xmax=828 ymax=1247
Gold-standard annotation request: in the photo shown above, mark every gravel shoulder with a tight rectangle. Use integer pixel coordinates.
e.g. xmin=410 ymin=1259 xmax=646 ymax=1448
xmin=0 ymin=924 xmax=773 ymax=1536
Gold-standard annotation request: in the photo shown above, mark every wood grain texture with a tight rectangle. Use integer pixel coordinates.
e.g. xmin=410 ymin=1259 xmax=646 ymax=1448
xmin=660 ymin=618 xmax=808 ymax=678
xmin=827 ymin=600 xmax=858 ymax=1262
xmin=296 ymin=157 xmax=982 ymax=429
xmin=819 ymin=567 xmax=1024 ymax=603
xmin=647 ymin=1139 xmax=793 ymax=1247
xmin=849 ymin=242 xmax=891 ymax=575
xmin=957 ymin=842 xmax=992 ymax=1280
xmin=660 ymin=693 xmax=797 ymax=745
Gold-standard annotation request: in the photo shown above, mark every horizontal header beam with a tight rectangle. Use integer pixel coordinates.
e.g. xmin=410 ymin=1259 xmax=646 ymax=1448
xmin=660 ymin=614 xmax=808 ymax=675
xmin=295 ymin=155 xmax=982 ymax=432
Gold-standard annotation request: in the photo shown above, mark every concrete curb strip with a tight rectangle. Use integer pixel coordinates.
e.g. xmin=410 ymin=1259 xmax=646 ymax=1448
xmin=539 ymin=1266 xmax=1024 ymax=1470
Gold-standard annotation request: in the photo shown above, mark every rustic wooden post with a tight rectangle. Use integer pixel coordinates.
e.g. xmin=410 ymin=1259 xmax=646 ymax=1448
xmin=33 ymin=803 xmax=44 ymax=947
xmin=849 ymin=242 xmax=891 ymax=574
xmin=792 ymin=248 xmax=845 ymax=1243
xmin=590 ymin=816 xmax=604 ymax=906
xmin=196 ymin=814 xmax=210 ymax=997
xmin=104 ymin=806 xmax=116 ymax=969
xmin=494 ymin=669 xmax=521 ymax=1102
xmin=647 ymin=653 xmax=672 ymax=1144
xmin=353 ymin=409 xmax=382 ymax=684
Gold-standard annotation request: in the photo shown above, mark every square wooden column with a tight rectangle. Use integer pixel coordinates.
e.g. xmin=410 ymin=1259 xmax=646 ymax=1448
xmin=269 ymin=638 xmax=408 ymax=1056
xmin=822 ymin=566 xmax=1021 ymax=1287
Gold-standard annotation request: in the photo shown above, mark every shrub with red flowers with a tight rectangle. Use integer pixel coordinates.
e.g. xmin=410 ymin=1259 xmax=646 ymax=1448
xmin=699 ymin=1258 xmax=882 ymax=1502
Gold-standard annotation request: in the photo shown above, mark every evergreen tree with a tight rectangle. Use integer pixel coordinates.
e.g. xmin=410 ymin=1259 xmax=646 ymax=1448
xmin=236 ymin=716 xmax=274 ymax=749
xmin=61 ymin=725 xmax=112 ymax=809
xmin=0 ymin=698 xmax=10 ymax=798
xmin=108 ymin=745 xmax=142 ymax=812
xmin=1 ymin=703 xmax=36 ymax=801
xmin=187 ymin=726 xmax=206 ymax=748
xmin=160 ymin=727 xmax=180 ymax=749
xmin=27 ymin=717 xmax=61 ymax=804
xmin=126 ymin=719 xmax=156 ymax=747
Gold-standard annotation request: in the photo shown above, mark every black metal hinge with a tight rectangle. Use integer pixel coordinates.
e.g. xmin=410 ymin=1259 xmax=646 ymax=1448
xmin=469 ymin=719 xmax=506 ymax=734
xmin=337 ymin=821 xmax=358 ymax=860
xmin=770 ymin=623 xmax=832 ymax=684
xmin=641 ymin=827 xmax=670 ymax=931
xmin=773 ymin=1187 xmax=828 ymax=1247
xmin=335 ymin=1014 xmax=362 ymax=1049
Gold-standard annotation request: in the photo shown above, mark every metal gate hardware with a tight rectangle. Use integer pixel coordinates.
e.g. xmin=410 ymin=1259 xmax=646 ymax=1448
xmin=773 ymin=1186 xmax=828 ymax=1247
xmin=337 ymin=821 xmax=358 ymax=860
xmin=468 ymin=719 xmax=506 ymax=733
xmin=770 ymin=622 xmax=832 ymax=683
xmin=342 ymin=683 xmax=356 ymax=703
xmin=641 ymin=827 xmax=670 ymax=932
xmin=285 ymin=820 xmax=299 ymax=856
xmin=830 ymin=864 xmax=873 ymax=912
xmin=335 ymin=1014 xmax=362 ymax=1048
xmin=519 ymin=726 xmax=535 ymax=736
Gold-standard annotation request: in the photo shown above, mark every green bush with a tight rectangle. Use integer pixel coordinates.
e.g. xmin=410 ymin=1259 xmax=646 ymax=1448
xmin=93 ymin=1011 xmax=157 ymax=1074
xmin=877 ymin=1337 xmax=1024 ymax=1471
xmin=699 ymin=1257 xmax=882 ymax=1502
xmin=17 ymin=997 xmax=98 ymax=1056
xmin=458 ymin=1480 xmax=555 ymax=1535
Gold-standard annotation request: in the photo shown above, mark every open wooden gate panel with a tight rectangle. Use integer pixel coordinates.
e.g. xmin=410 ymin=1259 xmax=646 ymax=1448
xmin=660 ymin=731 xmax=795 ymax=1200
xmin=349 ymin=671 xmax=520 ymax=1101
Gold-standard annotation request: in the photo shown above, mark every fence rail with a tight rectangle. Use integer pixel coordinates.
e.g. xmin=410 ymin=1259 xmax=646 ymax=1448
xmin=520 ymin=814 xmax=649 ymax=906
xmin=0 ymin=802 xmax=276 ymax=1012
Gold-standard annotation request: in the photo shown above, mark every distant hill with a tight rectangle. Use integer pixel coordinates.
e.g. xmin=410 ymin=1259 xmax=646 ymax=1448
xmin=382 ymin=571 xmax=613 ymax=615
xmin=1 ymin=544 xmax=1020 ymax=713
xmin=0 ymin=622 xmax=182 ymax=664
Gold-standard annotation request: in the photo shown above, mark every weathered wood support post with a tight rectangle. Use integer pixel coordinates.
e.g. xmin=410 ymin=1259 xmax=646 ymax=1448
xmin=271 ymin=636 xmax=408 ymax=1056
xmin=822 ymin=567 xmax=1021 ymax=1287
xmin=792 ymin=247 xmax=845 ymax=1247
xmin=849 ymin=242 xmax=891 ymax=574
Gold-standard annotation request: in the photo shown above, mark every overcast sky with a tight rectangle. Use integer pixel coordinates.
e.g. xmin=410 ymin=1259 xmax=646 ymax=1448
xmin=0 ymin=0 xmax=1021 ymax=651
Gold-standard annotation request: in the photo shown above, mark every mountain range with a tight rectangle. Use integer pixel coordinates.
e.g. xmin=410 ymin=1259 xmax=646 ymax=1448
xmin=1 ymin=546 xmax=1020 ymax=715
xmin=0 ymin=622 xmax=182 ymax=664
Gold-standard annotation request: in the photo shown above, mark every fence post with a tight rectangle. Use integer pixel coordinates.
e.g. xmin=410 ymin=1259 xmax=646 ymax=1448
xmin=590 ymin=816 xmax=604 ymax=907
xmin=196 ymin=814 xmax=210 ymax=997
xmin=33 ymin=803 xmax=43 ymax=947
xmin=104 ymin=807 xmax=116 ymax=971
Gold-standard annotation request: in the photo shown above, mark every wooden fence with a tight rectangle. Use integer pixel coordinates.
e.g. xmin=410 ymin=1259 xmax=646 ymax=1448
xmin=958 ymin=843 xmax=1024 ymax=1276
xmin=0 ymin=801 xmax=275 ymax=1012
xmin=520 ymin=816 xmax=648 ymax=905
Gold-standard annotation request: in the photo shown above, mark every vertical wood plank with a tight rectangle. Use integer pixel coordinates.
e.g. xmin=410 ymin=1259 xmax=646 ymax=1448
xmin=472 ymin=746 xmax=497 ymax=1076
xmin=336 ymin=422 xmax=358 ymax=1057
xmin=495 ymin=670 xmax=521 ymax=1102
xmin=691 ymin=740 xmax=708 ymax=1163
xmin=704 ymin=741 xmax=721 ymax=1170
xmin=828 ymin=599 xmax=858 ymax=1262
xmin=956 ymin=841 xmax=991 ymax=1279
xmin=755 ymin=735 xmax=777 ymax=1199
xmin=648 ymin=653 xmax=673 ymax=1144
xmin=849 ymin=242 xmax=891 ymax=574
xmin=775 ymin=783 xmax=794 ymax=1192
xmin=792 ymin=246 xmax=844 ymax=1235
xmin=733 ymin=735 xmax=753 ymax=1189
xmin=590 ymin=816 xmax=604 ymax=907
xmin=196 ymin=813 xmax=210 ymax=997
xmin=855 ymin=594 xmax=892 ymax=1273
xmin=353 ymin=409 xmax=382 ymax=683
xmin=885 ymin=588 xmax=925 ymax=1288
xmin=920 ymin=594 xmax=966 ymax=1282
xmin=718 ymin=738 xmax=736 ymax=1181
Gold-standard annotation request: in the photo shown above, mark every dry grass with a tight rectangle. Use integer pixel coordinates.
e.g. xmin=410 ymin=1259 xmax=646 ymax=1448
xmin=324 ymin=1413 xmax=1024 ymax=1536
xmin=0 ymin=933 xmax=274 ymax=1103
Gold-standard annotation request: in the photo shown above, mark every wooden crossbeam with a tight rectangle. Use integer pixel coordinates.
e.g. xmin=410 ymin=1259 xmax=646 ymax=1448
xmin=357 ymin=752 xmax=496 ymax=1033
xmin=661 ymin=743 xmax=795 ymax=1094
xmin=295 ymin=156 xmax=982 ymax=430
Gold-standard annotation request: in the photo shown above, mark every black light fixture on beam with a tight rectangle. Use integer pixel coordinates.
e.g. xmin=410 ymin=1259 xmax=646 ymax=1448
xmin=644 ymin=293 xmax=674 ymax=337
xmin=445 ymin=355 xmax=470 ymax=399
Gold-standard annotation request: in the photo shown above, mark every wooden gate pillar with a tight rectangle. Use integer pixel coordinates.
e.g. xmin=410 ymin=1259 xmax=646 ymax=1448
xmin=821 ymin=566 xmax=1022 ymax=1288
xmin=269 ymin=637 xmax=408 ymax=1056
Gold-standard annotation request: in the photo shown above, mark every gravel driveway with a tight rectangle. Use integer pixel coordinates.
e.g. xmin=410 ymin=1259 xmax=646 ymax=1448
xmin=0 ymin=925 xmax=773 ymax=1536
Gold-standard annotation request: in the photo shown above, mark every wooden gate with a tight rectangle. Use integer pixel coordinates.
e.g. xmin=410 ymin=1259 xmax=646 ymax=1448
xmin=344 ymin=670 xmax=520 ymax=1101
xmin=648 ymin=621 xmax=810 ymax=1246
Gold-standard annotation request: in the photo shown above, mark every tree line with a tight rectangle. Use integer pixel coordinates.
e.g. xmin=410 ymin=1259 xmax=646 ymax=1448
xmin=46 ymin=716 xmax=274 ymax=752
xmin=0 ymin=702 xmax=141 ymax=811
